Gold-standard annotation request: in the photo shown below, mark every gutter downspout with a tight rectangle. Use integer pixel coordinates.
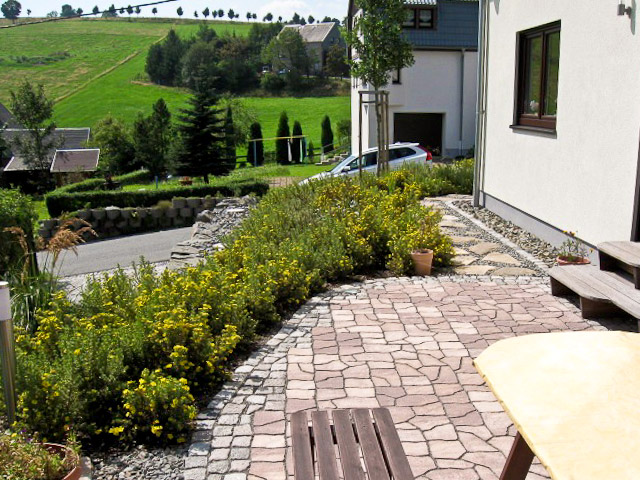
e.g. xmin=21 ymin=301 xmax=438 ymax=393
xmin=473 ymin=0 xmax=489 ymax=207
xmin=459 ymin=49 xmax=465 ymax=156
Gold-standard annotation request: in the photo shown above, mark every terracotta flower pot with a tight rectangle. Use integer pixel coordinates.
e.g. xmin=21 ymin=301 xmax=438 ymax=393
xmin=42 ymin=443 xmax=82 ymax=480
xmin=556 ymin=255 xmax=590 ymax=266
xmin=411 ymin=249 xmax=434 ymax=276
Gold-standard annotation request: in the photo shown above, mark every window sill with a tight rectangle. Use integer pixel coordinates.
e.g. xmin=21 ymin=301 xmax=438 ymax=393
xmin=509 ymin=124 xmax=557 ymax=136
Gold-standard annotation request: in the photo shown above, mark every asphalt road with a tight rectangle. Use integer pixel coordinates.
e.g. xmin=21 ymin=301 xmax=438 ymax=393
xmin=38 ymin=227 xmax=193 ymax=277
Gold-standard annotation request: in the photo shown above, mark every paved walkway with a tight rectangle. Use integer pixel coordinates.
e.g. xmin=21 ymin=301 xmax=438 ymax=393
xmin=182 ymin=196 xmax=634 ymax=480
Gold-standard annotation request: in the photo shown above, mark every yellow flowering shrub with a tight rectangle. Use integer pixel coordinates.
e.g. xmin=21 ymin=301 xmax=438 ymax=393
xmin=116 ymin=369 xmax=196 ymax=444
xmin=13 ymin=164 xmax=461 ymax=446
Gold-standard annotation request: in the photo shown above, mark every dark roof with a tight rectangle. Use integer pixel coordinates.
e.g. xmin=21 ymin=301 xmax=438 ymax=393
xmin=348 ymin=0 xmax=479 ymax=50
xmin=50 ymin=149 xmax=100 ymax=173
xmin=2 ymin=128 xmax=90 ymax=171
xmin=0 ymin=103 xmax=23 ymax=129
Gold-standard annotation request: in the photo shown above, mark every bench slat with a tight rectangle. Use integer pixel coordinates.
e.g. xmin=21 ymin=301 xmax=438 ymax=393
xmin=599 ymin=242 xmax=640 ymax=267
xmin=372 ymin=408 xmax=415 ymax=480
xmin=549 ymin=266 xmax=610 ymax=303
xmin=333 ymin=410 xmax=366 ymax=480
xmin=312 ymin=411 xmax=341 ymax=480
xmin=587 ymin=269 xmax=640 ymax=318
xmin=353 ymin=409 xmax=391 ymax=480
xmin=292 ymin=411 xmax=315 ymax=480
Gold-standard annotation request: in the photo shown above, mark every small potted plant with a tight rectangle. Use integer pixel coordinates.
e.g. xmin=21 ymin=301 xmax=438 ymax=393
xmin=557 ymin=231 xmax=591 ymax=265
xmin=411 ymin=249 xmax=434 ymax=276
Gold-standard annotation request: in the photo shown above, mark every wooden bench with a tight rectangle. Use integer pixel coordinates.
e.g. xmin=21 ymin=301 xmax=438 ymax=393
xmin=599 ymin=241 xmax=640 ymax=289
xmin=291 ymin=408 xmax=415 ymax=480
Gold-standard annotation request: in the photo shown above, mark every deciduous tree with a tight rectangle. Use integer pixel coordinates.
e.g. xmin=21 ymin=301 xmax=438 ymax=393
xmin=227 ymin=8 xmax=234 ymax=20
xmin=92 ymin=5 xmax=99 ymax=14
xmin=132 ymin=98 xmax=173 ymax=177
xmin=176 ymin=6 xmax=183 ymax=17
xmin=263 ymin=29 xmax=310 ymax=76
xmin=61 ymin=4 xmax=76 ymax=17
xmin=9 ymin=81 xmax=61 ymax=173
xmin=202 ymin=7 xmax=209 ymax=19
xmin=151 ymin=7 xmax=157 ymax=15
xmin=346 ymin=0 xmax=414 ymax=174
xmin=1 ymin=0 xmax=21 ymax=21
xmin=308 ymin=15 xmax=314 ymax=24
xmin=325 ymin=43 xmax=348 ymax=78
xmin=90 ymin=115 xmax=136 ymax=174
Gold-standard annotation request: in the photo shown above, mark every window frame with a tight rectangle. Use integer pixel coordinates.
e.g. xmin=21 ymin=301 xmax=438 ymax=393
xmin=402 ymin=7 xmax=436 ymax=30
xmin=513 ymin=21 xmax=561 ymax=131
xmin=392 ymin=68 xmax=401 ymax=84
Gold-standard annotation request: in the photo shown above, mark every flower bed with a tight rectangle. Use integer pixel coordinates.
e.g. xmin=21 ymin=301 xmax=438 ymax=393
xmin=13 ymin=170 xmax=454 ymax=448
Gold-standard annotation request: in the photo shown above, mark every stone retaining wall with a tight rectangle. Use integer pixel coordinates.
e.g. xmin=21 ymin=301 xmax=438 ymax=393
xmin=39 ymin=197 xmax=237 ymax=242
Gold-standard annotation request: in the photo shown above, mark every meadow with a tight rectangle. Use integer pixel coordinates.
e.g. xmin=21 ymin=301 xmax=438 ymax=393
xmin=1 ymin=18 xmax=350 ymax=152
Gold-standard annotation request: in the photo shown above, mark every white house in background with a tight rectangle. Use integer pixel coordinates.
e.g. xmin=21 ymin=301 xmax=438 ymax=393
xmin=474 ymin=0 xmax=640 ymax=252
xmin=348 ymin=0 xmax=479 ymax=157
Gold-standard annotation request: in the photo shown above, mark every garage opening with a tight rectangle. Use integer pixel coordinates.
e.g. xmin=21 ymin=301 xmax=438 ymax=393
xmin=394 ymin=113 xmax=443 ymax=154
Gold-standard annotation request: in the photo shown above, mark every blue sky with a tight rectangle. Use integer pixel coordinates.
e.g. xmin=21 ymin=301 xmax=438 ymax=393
xmin=17 ymin=0 xmax=347 ymax=22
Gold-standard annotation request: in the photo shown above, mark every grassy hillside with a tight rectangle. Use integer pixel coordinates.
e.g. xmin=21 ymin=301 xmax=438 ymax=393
xmin=1 ymin=17 xmax=350 ymax=152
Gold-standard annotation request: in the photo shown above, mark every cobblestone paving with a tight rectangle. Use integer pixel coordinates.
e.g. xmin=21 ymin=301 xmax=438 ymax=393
xmin=184 ymin=275 xmax=632 ymax=480
xmin=181 ymin=195 xmax=633 ymax=480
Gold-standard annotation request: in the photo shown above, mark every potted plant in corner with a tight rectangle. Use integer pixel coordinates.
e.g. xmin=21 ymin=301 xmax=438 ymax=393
xmin=411 ymin=249 xmax=434 ymax=276
xmin=556 ymin=231 xmax=591 ymax=265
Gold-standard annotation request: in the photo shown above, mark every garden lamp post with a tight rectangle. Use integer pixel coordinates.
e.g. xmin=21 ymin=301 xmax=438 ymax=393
xmin=0 ymin=282 xmax=16 ymax=424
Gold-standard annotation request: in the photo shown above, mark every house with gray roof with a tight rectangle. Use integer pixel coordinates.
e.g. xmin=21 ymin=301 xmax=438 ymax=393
xmin=348 ymin=0 xmax=478 ymax=157
xmin=281 ymin=22 xmax=346 ymax=74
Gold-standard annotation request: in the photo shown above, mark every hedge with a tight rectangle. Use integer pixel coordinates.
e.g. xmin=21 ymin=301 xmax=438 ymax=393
xmin=56 ymin=170 xmax=153 ymax=194
xmin=45 ymin=178 xmax=270 ymax=217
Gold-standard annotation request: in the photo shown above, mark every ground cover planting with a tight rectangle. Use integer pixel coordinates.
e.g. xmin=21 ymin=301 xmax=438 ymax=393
xmin=11 ymin=167 xmax=458 ymax=448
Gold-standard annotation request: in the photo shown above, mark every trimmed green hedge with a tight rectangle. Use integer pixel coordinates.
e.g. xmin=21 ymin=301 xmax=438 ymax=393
xmin=56 ymin=170 xmax=153 ymax=194
xmin=45 ymin=178 xmax=269 ymax=217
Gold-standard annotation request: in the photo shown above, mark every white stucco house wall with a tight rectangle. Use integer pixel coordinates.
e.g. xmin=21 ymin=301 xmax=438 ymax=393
xmin=474 ymin=0 xmax=640 ymax=251
xmin=348 ymin=0 xmax=479 ymax=157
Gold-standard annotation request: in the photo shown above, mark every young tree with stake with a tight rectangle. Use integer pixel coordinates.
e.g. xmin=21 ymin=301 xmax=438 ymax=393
xmin=346 ymin=0 xmax=413 ymax=175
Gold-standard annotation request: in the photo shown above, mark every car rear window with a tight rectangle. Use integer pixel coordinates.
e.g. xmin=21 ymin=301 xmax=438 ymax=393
xmin=390 ymin=147 xmax=416 ymax=160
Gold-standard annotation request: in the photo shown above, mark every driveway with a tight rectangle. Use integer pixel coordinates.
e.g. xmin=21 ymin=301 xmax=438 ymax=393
xmin=39 ymin=227 xmax=193 ymax=277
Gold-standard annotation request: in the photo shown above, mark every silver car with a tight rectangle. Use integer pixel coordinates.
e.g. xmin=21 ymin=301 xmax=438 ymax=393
xmin=302 ymin=143 xmax=432 ymax=184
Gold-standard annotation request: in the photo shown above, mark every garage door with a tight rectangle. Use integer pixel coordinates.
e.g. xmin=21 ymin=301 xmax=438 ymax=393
xmin=394 ymin=113 xmax=443 ymax=153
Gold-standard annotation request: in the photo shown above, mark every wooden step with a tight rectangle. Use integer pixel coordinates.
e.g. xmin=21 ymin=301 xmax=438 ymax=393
xmin=550 ymin=265 xmax=640 ymax=326
xmin=598 ymin=241 xmax=640 ymax=288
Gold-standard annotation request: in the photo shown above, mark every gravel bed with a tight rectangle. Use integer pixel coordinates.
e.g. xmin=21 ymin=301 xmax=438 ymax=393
xmin=92 ymin=445 xmax=187 ymax=480
xmin=453 ymin=199 xmax=559 ymax=268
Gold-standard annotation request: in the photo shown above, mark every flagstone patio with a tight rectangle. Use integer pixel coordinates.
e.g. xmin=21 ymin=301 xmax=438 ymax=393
xmin=182 ymin=196 xmax=634 ymax=480
xmin=184 ymin=275 xmax=632 ymax=480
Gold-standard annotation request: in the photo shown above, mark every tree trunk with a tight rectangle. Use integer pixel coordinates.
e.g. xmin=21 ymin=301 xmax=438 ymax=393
xmin=375 ymin=90 xmax=387 ymax=176
xmin=203 ymin=174 xmax=210 ymax=184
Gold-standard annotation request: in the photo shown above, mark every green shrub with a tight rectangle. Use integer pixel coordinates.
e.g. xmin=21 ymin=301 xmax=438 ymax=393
xmin=56 ymin=170 xmax=153 ymax=194
xmin=45 ymin=178 xmax=269 ymax=217
xmin=115 ymin=369 xmax=197 ymax=444
xmin=0 ymin=188 xmax=38 ymax=276
xmin=14 ymin=171 xmax=453 ymax=447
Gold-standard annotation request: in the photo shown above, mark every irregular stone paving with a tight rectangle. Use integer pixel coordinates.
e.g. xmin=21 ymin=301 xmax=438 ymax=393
xmin=423 ymin=195 xmax=548 ymax=276
xmin=184 ymin=275 xmax=634 ymax=480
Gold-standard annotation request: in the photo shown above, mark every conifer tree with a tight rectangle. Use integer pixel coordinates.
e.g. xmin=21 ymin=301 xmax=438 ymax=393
xmin=275 ymin=111 xmax=290 ymax=164
xmin=291 ymin=120 xmax=303 ymax=164
xmin=321 ymin=115 xmax=333 ymax=153
xmin=175 ymin=91 xmax=229 ymax=182
xmin=247 ymin=122 xmax=264 ymax=166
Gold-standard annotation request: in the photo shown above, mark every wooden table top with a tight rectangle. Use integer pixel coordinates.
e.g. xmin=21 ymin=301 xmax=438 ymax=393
xmin=474 ymin=331 xmax=640 ymax=480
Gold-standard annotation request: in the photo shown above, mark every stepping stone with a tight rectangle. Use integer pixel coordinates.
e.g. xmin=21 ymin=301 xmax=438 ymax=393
xmin=469 ymin=242 xmax=500 ymax=255
xmin=483 ymin=252 xmax=520 ymax=265
xmin=454 ymin=265 xmax=496 ymax=275
xmin=452 ymin=256 xmax=476 ymax=266
xmin=449 ymin=235 xmax=480 ymax=245
xmin=454 ymin=247 xmax=469 ymax=255
xmin=492 ymin=267 xmax=538 ymax=276
xmin=442 ymin=215 xmax=459 ymax=221
xmin=440 ymin=220 xmax=467 ymax=229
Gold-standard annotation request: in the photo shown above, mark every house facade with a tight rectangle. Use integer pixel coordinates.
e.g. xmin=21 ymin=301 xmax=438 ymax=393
xmin=281 ymin=22 xmax=346 ymax=74
xmin=474 ymin=0 xmax=640 ymax=251
xmin=349 ymin=0 xmax=479 ymax=157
